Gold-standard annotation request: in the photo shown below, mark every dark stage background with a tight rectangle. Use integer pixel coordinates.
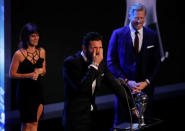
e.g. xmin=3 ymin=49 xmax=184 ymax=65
xmin=9 ymin=0 xmax=183 ymax=108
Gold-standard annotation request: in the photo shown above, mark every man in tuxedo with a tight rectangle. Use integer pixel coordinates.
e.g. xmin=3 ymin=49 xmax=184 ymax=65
xmin=107 ymin=3 xmax=161 ymax=126
xmin=62 ymin=32 xmax=138 ymax=131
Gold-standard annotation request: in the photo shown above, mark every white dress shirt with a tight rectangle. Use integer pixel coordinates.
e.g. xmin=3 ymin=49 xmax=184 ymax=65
xmin=81 ymin=51 xmax=97 ymax=111
xmin=129 ymin=23 xmax=143 ymax=52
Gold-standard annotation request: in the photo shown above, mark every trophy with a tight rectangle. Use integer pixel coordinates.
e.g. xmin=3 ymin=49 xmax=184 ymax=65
xmin=135 ymin=92 xmax=148 ymax=128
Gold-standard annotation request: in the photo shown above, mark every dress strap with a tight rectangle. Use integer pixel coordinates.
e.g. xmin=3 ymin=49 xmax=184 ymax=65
xmin=38 ymin=48 xmax=41 ymax=58
xmin=26 ymin=49 xmax=39 ymax=64
xmin=20 ymin=49 xmax=27 ymax=58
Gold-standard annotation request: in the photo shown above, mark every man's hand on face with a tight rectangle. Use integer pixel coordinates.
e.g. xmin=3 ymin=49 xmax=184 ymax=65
xmin=92 ymin=47 xmax=103 ymax=65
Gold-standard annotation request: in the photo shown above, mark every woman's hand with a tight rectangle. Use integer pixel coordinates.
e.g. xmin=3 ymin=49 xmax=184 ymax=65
xmin=31 ymin=68 xmax=44 ymax=80
xmin=34 ymin=68 xmax=43 ymax=75
xmin=31 ymin=71 xmax=39 ymax=80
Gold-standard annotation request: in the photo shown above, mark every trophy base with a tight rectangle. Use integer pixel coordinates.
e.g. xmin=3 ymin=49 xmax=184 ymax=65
xmin=112 ymin=122 xmax=140 ymax=131
xmin=112 ymin=118 xmax=163 ymax=131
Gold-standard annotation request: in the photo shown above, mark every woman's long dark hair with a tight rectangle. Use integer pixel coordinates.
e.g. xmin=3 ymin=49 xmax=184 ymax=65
xmin=19 ymin=23 xmax=40 ymax=49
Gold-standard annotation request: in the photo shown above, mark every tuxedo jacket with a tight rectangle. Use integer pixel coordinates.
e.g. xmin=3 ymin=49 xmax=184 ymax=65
xmin=107 ymin=25 xmax=161 ymax=95
xmin=62 ymin=51 xmax=136 ymax=131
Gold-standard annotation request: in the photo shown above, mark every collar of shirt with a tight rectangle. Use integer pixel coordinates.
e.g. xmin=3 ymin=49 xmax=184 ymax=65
xmin=129 ymin=22 xmax=143 ymax=35
xmin=81 ymin=51 xmax=88 ymax=62
xmin=129 ymin=23 xmax=143 ymax=52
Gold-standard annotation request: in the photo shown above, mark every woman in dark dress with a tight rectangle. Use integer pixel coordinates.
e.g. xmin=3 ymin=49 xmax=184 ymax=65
xmin=9 ymin=23 xmax=46 ymax=131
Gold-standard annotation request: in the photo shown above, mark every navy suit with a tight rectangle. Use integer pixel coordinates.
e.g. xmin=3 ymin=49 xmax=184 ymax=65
xmin=107 ymin=25 xmax=161 ymax=125
xmin=62 ymin=51 xmax=136 ymax=131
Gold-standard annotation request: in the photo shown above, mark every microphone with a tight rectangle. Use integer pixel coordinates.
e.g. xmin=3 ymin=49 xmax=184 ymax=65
xmin=115 ymin=78 xmax=137 ymax=131
xmin=115 ymin=78 xmax=133 ymax=130
xmin=115 ymin=78 xmax=128 ymax=87
xmin=116 ymin=78 xmax=133 ymax=97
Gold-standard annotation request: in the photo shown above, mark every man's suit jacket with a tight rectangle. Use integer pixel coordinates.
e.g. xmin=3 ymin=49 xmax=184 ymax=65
xmin=107 ymin=25 xmax=161 ymax=94
xmin=107 ymin=25 xmax=161 ymax=125
xmin=62 ymin=51 xmax=136 ymax=131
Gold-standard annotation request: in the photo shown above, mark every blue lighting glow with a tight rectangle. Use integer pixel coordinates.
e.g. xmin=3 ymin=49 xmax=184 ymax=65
xmin=0 ymin=0 xmax=5 ymax=130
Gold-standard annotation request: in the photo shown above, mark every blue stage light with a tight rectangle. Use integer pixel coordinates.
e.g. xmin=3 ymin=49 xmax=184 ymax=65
xmin=0 ymin=0 xmax=5 ymax=130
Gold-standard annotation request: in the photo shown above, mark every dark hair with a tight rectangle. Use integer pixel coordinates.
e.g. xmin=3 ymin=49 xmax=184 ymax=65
xmin=82 ymin=32 xmax=103 ymax=48
xmin=19 ymin=23 xmax=39 ymax=49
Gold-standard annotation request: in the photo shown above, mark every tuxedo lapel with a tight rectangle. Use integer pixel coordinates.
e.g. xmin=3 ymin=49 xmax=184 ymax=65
xmin=95 ymin=61 xmax=104 ymax=90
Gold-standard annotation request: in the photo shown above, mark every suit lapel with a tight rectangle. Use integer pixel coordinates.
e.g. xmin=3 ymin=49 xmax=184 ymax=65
xmin=124 ymin=26 xmax=137 ymax=55
xmin=140 ymin=27 xmax=148 ymax=53
xmin=125 ymin=26 xmax=133 ymax=49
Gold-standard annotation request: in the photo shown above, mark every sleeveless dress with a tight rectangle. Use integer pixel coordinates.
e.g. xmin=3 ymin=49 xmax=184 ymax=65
xmin=17 ymin=49 xmax=44 ymax=123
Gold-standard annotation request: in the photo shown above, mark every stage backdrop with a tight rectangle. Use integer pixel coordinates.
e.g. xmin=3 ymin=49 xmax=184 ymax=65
xmin=9 ymin=0 xmax=182 ymax=109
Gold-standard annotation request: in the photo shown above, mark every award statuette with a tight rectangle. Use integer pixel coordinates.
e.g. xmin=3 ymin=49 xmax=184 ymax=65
xmin=135 ymin=92 xmax=148 ymax=128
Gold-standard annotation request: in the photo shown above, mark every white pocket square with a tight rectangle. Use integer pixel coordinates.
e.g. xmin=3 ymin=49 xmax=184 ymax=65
xmin=101 ymin=73 xmax=104 ymax=76
xmin=147 ymin=45 xmax=154 ymax=49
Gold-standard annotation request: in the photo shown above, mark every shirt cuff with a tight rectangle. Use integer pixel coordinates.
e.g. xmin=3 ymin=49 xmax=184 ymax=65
xmin=89 ymin=64 xmax=98 ymax=70
xmin=131 ymin=107 xmax=137 ymax=111
xmin=145 ymin=79 xmax=150 ymax=85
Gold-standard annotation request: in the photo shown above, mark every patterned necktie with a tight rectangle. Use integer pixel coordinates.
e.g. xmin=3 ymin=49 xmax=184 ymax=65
xmin=134 ymin=30 xmax=139 ymax=53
